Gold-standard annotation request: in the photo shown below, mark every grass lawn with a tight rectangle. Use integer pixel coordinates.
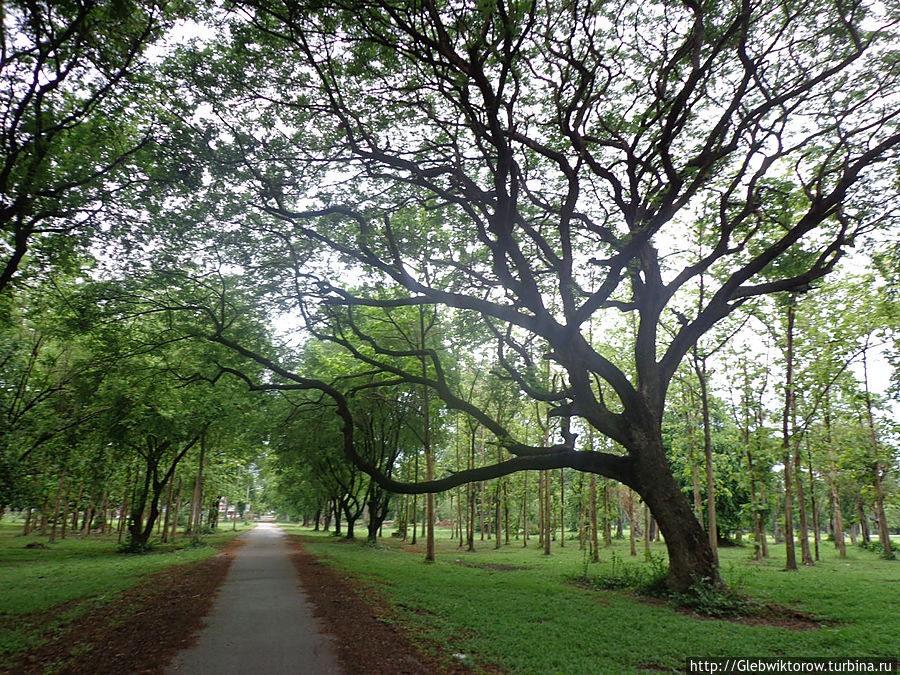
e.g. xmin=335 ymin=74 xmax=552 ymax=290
xmin=0 ymin=519 xmax=252 ymax=666
xmin=284 ymin=525 xmax=899 ymax=674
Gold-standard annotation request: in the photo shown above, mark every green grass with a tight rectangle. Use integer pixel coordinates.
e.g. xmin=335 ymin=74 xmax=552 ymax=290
xmin=0 ymin=521 xmax=252 ymax=664
xmin=283 ymin=525 xmax=899 ymax=674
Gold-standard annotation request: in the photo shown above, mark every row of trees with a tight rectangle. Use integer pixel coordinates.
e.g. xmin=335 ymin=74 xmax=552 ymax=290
xmin=259 ymin=273 xmax=898 ymax=569
xmin=0 ymin=271 xmax=266 ymax=549
xmin=3 ymin=0 xmax=899 ymax=591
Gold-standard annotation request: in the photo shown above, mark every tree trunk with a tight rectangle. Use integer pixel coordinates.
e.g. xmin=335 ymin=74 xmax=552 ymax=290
xmin=857 ymin=501 xmax=869 ymax=544
xmin=782 ymin=302 xmax=798 ymax=571
xmin=793 ymin=444 xmax=814 ymax=565
xmin=72 ymin=484 xmax=83 ymax=530
xmin=543 ymin=469 xmax=551 ymax=556
xmin=504 ymin=481 xmax=510 ymax=545
xmin=495 ymin=482 xmax=502 ymax=550
xmin=643 ymin=503 xmax=651 ymax=559
xmin=420 ymin=310 xmax=436 ymax=563
xmin=537 ymin=469 xmax=544 ymax=550
xmin=161 ymin=476 xmax=174 ymax=544
xmin=632 ymin=438 xmax=721 ymax=591
xmin=628 ymin=489 xmax=637 ymax=557
xmin=862 ymin=350 xmax=893 ymax=559
xmin=694 ymin=351 xmax=718 ymax=563
xmin=521 ymin=471 xmax=528 ymax=548
xmin=49 ymin=473 xmax=65 ymax=544
xmin=824 ymin=396 xmax=846 ymax=557
xmin=590 ymin=473 xmax=599 ymax=563
xmin=559 ymin=468 xmax=565 ymax=548
xmin=602 ymin=481 xmax=612 ymax=548
xmin=170 ymin=480 xmax=182 ymax=541
xmin=80 ymin=495 xmax=93 ymax=536
xmin=807 ymin=445 xmax=820 ymax=562
xmin=60 ymin=482 xmax=71 ymax=540
xmin=684 ymin=386 xmax=703 ymax=521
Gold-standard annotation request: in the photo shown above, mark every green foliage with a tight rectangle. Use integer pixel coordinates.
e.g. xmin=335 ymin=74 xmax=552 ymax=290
xmin=856 ymin=539 xmax=899 ymax=559
xmin=667 ymin=577 xmax=753 ymax=618
xmin=576 ymin=550 xmax=667 ymax=594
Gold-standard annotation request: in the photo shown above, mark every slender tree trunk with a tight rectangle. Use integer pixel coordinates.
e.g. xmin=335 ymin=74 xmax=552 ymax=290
xmin=643 ymin=503 xmax=651 ymax=559
xmin=537 ymin=469 xmax=544 ymax=550
xmin=466 ymin=428 xmax=476 ymax=552
xmin=684 ymin=387 xmax=703 ymax=520
xmin=60 ymin=482 xmax=71 ymax=540
xmin=695 ymin=352 xmax=718 ymax=563
xmin=190 ymin=437 xmax=206 ymax=539
xmin=171 ymin=480 xmax=183 ymax=540
xmin=419 ymin=310 xmax=435 ymax=562
xmin=49 ymin=473 xmax=65 ymax=544
xmin=504 ymin=481 xmax=510 ymax=545
xmin=81 ymin=496 xmax=93 ymax=536
xmin=861 ymin=350 xmax=893 ymax=558
xmin=603 ymin=481 xmax=612 ymax=547
xmin=543 ymin=470 xmax=551 ymax=555
xmin=161 ymin=475 xmax=174 ymax=543
xmin=590 ymin=474 xmax=599 ymax=563
xmin=628 ymin=490 xmax=637 ymax=557
xmin=456 ymin=421 xmax=463 ymax=548
xmin=72 ymin=484 xmax=83 ymax=530
xmin=521 ymin=471 xmax=529 ymax=548
xmin=782 ymin=302 xmax=798 ymax=571
xmin=857 ymin=501 xmax=869 ymax=544
xmin=558 ymin=468 xmax=565 ymax=548
xmin=411 ymin=451 xmax=418 ymax=545
xmin=495 ymin=483 xmax=502 ymax=550
xmin=807 ymin=444 xmax=820 ymax=562
xmin=823 ymin=395 xmax=846 ymax=557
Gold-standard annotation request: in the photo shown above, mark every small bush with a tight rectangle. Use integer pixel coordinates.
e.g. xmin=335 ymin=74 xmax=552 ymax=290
xmin=856 ymin=540 xmax=898 ymax=559
xmin=668 ymin=577 xmax=754 ymax=617
xmin=117 ymin=537 xmax=154 ymax=554
xmin=574 ymin=551 xmax=668 ymax=593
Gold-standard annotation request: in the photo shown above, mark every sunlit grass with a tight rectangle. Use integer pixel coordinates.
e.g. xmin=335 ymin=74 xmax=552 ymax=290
xmin=284 ymin=524 xmax=899 ymax=674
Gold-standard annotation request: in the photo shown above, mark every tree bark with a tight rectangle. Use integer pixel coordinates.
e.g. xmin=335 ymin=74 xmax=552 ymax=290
xmin=782 ymin=302 xmax=798 ymax=571
xmin=824 ymin=395 xmax=846 ymax=557
xmin=631 ymin=438 xmax=721 ymax=590
xmin=694 ymin=350 xmax=718 ymax=563
xmin=862 ymin=349 xmax=893 ymax=559
xmin=590 ymin=473 xmax=599 ymax=563
xmin=49 ymin=473 xmax=65 ymax=544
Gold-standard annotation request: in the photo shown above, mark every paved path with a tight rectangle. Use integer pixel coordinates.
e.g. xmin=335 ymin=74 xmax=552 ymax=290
xmin=167 ymin=523 xmax=341 ymax=674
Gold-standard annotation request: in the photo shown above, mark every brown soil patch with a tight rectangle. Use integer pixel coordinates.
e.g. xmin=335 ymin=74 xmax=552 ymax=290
xmin=451 ymin=560 xmax=527 ymax=572
xmin=680 ymin=602 xmax=835 ymax=631
xmin=286 ymin=534 xmax=501 ymax=674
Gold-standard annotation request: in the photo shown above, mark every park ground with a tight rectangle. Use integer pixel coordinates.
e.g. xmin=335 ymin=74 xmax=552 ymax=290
xmin=1 ymin=520 xmax=898 ymax=674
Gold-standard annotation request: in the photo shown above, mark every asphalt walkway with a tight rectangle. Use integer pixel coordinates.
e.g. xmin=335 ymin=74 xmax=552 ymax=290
xmin=166 ymin=523 xmax=341 ymax=674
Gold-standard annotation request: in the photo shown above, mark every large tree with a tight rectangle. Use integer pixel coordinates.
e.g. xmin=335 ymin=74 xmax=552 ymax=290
xmin=0 ymin=0 xmax=197 ymax=294
xmin=170 ymin=0 xmax=900 ymax=591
